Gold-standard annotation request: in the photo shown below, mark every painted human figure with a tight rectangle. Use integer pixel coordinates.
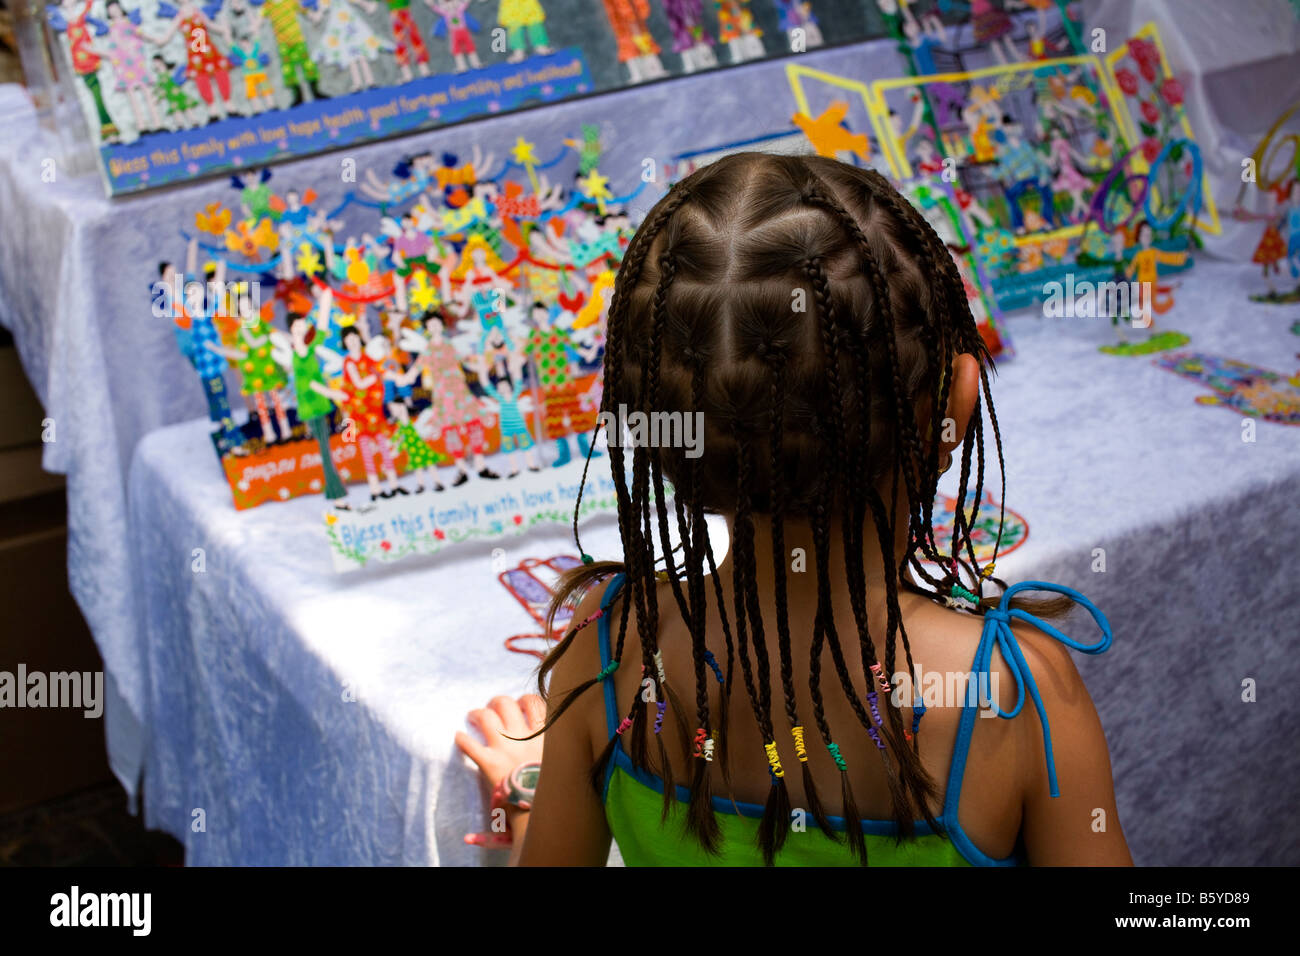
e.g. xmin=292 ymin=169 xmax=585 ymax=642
xmin=471 ymin=354 xmax=541 ymax=477
xmin=387 ymin=399 xmax=449 ymax=492
xmin=227 ymin=0 xmax=277 ymax=112
xmin=776 ymin=0 xmax=822 ymax=51
xmin=312 ymin=0 xmax=390 ymax=91
xmin=1283 ymin=181 xmax=1300 ymax=279
xmin=159 ymin=240 xmax=243 ymax=453
xmin=402 ymin=313 xmax=500 ymax=485
xmin=970 ymin=0 xmax=1021 ymax=64
xmin=49 ymin=0 xmax=119 ymax=141
xmin=98 ymin=1 xmax=162 ymax=132
xmin=427 ymin=0 xmax=483 ymax=72
xmin=282 ymin=294 xmax=351 ymax=506
xmin=215 ymin=307 xmax=294 ymax=444
xmin=715 ymin=0 xmax=763 ymax=63
xmin=384 ymin=0 xmax=432 ymax=80
xmin=249 ymin=0 xmax=322 ymax=104
xmin=661 ymin=0 xmax=716 ymax=73
xmin=1125 ymin=220 xmax=1188 ymax=325
xmin=498 ymin=0 xmax=552 ymax=62
xmin=898 ymin=0 xmax=947 ymax=73
xmin=603 ymin=0 xmax=667 ymax=81
xmin=995 ymin=123 xmax=1055 ymax=232
xmin=340 ymin=327 xmax=405 ymax=500
xmin=1047 ymin=127 xmax=1091 ymax=222
xmin=151 ymin=54 xmax=206 ymax=128
xmin=151 ymin=0 xmax=235 ymax=119
xmin=522 ymin=302 xmax=599 ymax=468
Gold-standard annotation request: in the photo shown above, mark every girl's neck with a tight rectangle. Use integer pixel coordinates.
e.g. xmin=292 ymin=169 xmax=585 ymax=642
xmin=716 ymin=511 xmax=910 ymax=606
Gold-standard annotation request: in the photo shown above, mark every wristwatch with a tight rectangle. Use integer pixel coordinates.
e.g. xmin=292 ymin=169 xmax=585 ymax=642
xmin=496 ymin=762 xmax=540 ymax=812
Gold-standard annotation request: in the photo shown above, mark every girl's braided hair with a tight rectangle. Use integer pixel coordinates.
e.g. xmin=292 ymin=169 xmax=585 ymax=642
xmin=538 ymin=153 xmax=1063 ymax=864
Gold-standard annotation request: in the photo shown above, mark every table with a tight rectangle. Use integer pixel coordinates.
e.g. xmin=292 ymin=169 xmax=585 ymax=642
xmin=129 ymin=259 xmax=1300 ymax=865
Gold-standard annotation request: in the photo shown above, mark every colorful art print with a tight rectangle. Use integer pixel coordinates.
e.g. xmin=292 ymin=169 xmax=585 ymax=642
xmin=900 ymin=176 xmax=1011 ymax=358
xmin=1102 ymin=22 xmax=1221 ymax=236
xmin=870 ymin=56 xmax=1129 ymax=249
xmin=1153 ymin=352 xmax=1300 ymax=426
xmin=43 ymin=0 xmax=887 ymax=196
xmin=165 ymin=130 xmax=641 ymax=523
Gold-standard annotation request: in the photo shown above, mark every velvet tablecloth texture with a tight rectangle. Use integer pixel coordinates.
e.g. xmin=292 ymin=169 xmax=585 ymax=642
xmin=130 ymin=259 xmax=1300 ymax=865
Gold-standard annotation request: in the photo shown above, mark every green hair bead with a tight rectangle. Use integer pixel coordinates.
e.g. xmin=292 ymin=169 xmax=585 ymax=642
xmin=597 ymin=661 xmax=619 ymax=681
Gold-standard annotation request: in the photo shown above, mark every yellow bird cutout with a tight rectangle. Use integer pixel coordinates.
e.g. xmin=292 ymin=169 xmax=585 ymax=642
xmin=196 ymin=203 xmax=232 ymax=236
xmin=792 ymin=101 xmax=871 ymax=161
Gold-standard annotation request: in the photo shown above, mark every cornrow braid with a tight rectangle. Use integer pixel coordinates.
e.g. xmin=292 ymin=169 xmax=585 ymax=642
xmin=765 ymin=343 xmax=835 ymax=840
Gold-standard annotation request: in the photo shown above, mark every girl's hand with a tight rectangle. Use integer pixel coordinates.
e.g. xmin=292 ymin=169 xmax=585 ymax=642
xmin=455 ymin=694 xmax=546 ymax=788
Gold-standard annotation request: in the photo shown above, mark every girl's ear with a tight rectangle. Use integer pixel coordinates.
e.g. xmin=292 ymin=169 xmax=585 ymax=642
xmin=940 ymin=352 xmax=981 ymax=455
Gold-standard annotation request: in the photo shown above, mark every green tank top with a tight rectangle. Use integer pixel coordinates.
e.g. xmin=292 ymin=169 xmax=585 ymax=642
xmin=292 ymin=346 xmax=332 ymax=422
xmin=594 ymin=574 xmax=1114 ymax=867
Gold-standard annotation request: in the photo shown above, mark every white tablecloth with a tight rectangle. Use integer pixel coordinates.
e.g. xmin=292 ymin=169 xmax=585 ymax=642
xmin=129 ymin=259 xmax=1300 ymax=865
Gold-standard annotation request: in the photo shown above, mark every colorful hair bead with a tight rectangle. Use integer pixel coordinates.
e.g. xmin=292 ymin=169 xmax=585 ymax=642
xmin=826 ymin=742 xmax=848 ymax=772
xmin=581 ymin=553 xmax=594 ymax=565
xmin=653 ymin=700 xmax=666 ymax=734
xmin=703 ymin=650 xmax=724 ymax=684
xmin=763 ymin=741 xmax=785 ymax=779
xmin=791 ymin=725 xmax=808 ymax=763
xmin=867 ymin=725 xmax=886 ymax=752
xmin=693 ymin=727 xmax=707 ymax=757
xmin=596 ymin=661 xmax=619 ymax=681
xmin=653 ymin=651 xmax=666 ymax=684
xmin=912 ymin=699 xmax=927 ymax=736
xmin=702 ymin=738 xmax=714 ymax=762
xmin=980 ymin=562 xmax=995 ymax=579
xmin=950 ymin=583 xmax=980 ymax=607
xmin=616 ymin=715 xmax=633 ymax=735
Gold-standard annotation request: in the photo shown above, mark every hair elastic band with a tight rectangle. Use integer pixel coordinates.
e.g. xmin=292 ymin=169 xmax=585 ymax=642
xmin=653 ymin=700 xmax=666 ymax=734
xmin=791 ymin=725 xmax=808 ymax=763
xmin=653 ymin=651 xmax=666 ymax=684
xmin=616 ymin=716 xmax=633 ymax=735
xmin=763 ymin=741 xmax=785 ymax=779
xmin=703 ymin=650 xmax=724 ymax=684
xmin=869 ymin=662 xmax=892 ymax=693
xmin=826 ymin=742 xmax=848 ymax=772
xmin=596 ymin=661 xmax=619 ymax=681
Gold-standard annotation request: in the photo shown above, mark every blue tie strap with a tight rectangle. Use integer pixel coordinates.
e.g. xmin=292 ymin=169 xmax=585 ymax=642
xmin=973 ymin=580 xmax=1113 ymax=798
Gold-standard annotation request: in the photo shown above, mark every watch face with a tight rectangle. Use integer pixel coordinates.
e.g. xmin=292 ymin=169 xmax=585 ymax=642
xmin=513 ymin=764 xmax=541 ymax=791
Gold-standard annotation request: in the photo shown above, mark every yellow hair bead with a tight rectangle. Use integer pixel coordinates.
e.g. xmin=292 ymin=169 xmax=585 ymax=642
xmin=981 ymin=563 xmax=996 ymax=578
xmin=764 ymin=740 xmax=785 ymax=779
xmin=791 ymin=726 xmax=808 ymax=762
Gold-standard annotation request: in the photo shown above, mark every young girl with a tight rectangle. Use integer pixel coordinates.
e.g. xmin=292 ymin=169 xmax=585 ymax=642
xmin=456 ymin=154 xmax=1130 ymax=866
